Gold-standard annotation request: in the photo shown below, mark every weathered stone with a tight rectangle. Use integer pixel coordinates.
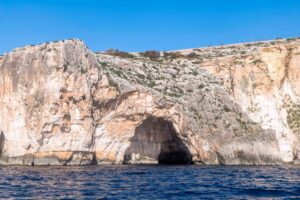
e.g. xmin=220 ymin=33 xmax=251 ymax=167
xmin=0 ymin=38 xmax=299 ymax=165
xmin=157 ymin=38 xmax=300 ymax=163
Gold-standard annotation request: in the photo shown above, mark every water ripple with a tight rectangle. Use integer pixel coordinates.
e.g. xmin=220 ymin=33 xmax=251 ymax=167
xmin=0 ymin=165 xmax=299 ymax=199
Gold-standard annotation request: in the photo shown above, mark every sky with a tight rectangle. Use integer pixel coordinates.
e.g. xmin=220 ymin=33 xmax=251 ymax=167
xmin=0 ymin=0 xmax=300 ymax=54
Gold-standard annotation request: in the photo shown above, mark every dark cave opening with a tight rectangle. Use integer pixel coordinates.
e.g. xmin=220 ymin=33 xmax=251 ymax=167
xmin=123 ymin=117 xmax=193 ymax=165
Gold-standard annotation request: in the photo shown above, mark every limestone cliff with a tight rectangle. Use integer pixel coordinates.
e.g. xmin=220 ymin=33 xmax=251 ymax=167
xmin=0 ymin=38 xmax=299 ymax=165
xmin=157 ymin=38 xmax=300 ymax=163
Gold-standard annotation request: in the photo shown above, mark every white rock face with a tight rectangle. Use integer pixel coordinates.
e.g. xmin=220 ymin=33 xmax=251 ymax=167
xmin=161 ymin=38 xmax=300 ymax=163
xmin=0 ymin=38 xmax=298 ymax=165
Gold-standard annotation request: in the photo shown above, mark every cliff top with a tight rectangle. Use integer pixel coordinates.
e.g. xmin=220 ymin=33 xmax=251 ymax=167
xmin=3 ymin=36 xmax=300 ymax=59
xmin=172 ymin=37 xmax=300 ymax=52
xmin=94 ymin=37 xmax=300 ymax=63
xmin=5 ymin=39 xmax=85 ymax=55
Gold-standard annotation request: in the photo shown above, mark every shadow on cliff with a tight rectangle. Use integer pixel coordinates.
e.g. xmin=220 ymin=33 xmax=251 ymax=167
xmin=0 ymin=131 xmax=4 ymax=157
xmin=123 ymin=117 xmax=193 ymax=165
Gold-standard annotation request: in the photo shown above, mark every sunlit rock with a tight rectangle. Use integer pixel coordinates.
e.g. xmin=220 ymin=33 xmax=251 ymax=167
xmin=1 ymin=38 xmax=299 ymax=165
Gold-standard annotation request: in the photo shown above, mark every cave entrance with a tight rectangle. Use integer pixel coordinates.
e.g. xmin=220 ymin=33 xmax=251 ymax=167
xmin=123 ymin=117 xmax=193 ymax=165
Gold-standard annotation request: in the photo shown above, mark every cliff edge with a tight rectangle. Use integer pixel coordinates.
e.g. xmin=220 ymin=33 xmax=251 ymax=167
xmin=0 ymin=38 xmax=299 ymax=165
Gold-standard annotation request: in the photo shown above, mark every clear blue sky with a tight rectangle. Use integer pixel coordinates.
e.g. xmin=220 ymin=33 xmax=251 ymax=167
xmin=0 ymin=0 xmax=300 ymax=54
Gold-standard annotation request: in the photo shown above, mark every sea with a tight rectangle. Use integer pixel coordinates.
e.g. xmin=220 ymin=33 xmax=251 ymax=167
xmin=0 ymin=165 xmax=299 ymax=199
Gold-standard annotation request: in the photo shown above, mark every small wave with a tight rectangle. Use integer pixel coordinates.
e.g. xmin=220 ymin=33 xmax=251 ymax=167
xmin=0 ymin=165 xmax=299 ymax=199
xmin=239 ymin=188 xmax=298 ymax=197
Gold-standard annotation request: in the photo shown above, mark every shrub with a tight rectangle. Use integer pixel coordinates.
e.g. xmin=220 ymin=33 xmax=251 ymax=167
xmin=104 ymin=49 xmax=135 ymax=58
xmin=251 ymin=59 xmax=263 ymax=65
xmin=286 ymin=38 xmax=297 ymax=42
xmin=141 ymin=50 xmax=161 ymax=60
xmin=163 ymin=52 xmax=183 ymax=59
xmin=186 ymin=52 xmax=199 ymax=59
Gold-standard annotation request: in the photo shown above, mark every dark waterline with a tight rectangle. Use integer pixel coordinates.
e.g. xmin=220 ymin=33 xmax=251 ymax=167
xmin=0 ymin=165 xmax=300 ymax=199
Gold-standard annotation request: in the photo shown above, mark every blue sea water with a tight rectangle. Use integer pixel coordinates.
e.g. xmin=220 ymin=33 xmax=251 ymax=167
xmin=0 ymin=165 xmax=299 ymax=199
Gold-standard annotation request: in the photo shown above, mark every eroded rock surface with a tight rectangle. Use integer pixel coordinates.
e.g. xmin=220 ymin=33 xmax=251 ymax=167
xmin=157 ymin=38 xmax=300 ymax=163
xmin=0 ymin=38 xmax=299 ymax=165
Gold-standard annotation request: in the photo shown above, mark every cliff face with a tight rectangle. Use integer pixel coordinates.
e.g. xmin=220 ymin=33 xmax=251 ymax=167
xmin=0 ymin=40 xmax=102 ymax=165
xmin=161 ymin=38 xmax=300 ymax=163
xmin=0 ymin=38 xmax=299 ymax=165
